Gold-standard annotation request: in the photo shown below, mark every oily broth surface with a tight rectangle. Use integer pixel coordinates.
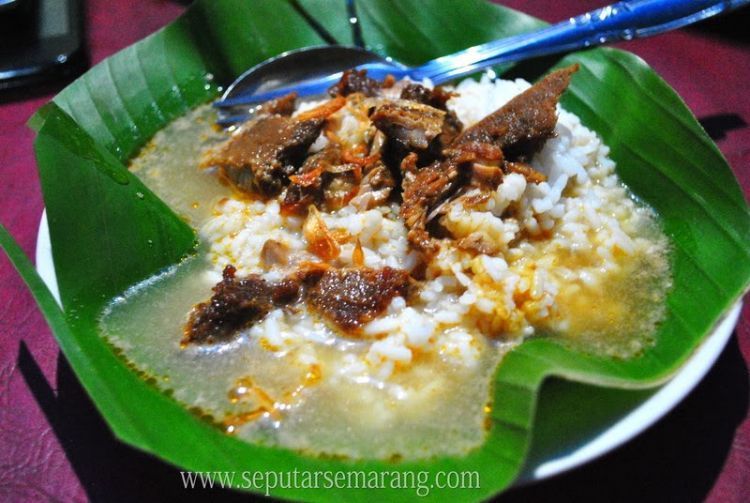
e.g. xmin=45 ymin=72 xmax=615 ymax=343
xmin=100 ymin=253 xmax=502 ymax=458
xmin=101 ymin=97 xmax=671 ymax=460
xmin=127 ymin=106 xmax=229 ymax=227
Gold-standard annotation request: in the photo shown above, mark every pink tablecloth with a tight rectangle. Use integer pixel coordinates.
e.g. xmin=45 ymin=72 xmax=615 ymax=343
xmin=0 ymin=1 xmax=748 ymax=501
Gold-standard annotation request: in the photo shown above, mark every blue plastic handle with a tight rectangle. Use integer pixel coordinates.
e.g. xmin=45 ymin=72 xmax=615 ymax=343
xmin=413 ymin=0 xmax=749 ymax=83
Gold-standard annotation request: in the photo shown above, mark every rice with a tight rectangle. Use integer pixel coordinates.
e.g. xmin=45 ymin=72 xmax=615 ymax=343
xmin=199 ymin=72 xmax=668 ymax=383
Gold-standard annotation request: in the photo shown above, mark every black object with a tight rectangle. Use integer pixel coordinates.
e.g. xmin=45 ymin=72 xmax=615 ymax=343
xmin=0 ymin=0 xmax=86 ymax=93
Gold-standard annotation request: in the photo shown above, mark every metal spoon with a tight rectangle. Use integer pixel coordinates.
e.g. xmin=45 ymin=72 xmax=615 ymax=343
xmin=216 ymin=0 xmax=748 ymax=126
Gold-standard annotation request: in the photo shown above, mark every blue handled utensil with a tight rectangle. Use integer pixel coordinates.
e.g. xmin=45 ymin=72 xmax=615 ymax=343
xmin=215 ymin=0 xmax=749 ymax=126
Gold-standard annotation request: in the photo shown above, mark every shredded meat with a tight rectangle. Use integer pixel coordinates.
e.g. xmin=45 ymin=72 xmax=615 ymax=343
xmin=307 ymin=267 xmax=412 ymax=332
xmin=456 ymin=189 xmax=492 ymax=209
xmin=182 ymin=265 xmax=300 ymax=345
xmin=323 ymin=167 xmax=361 ymax=210
xmin=201 ymin=115 xmax=324 ymax=196
xmin=400 ymin=155 xmax=467 ymax=255
xmin=329 ymin=69 xmax=382 ymax=97
xmin=281 ymin=145 xmax=363 ymax=215
xmin=396 ymin=66 xmax=577 ymax=254
xmin=399 ymin=139 xmax=508 ymax=254
xmin=203 ymin=65 xmax=576 ymax=284
xmin=282 ymin=146 xmax=339 ymax=214
xmin=189 ymin=67 xmax=579 ymax=344
xmin=453 ymin=64 xmax=579 ymax=161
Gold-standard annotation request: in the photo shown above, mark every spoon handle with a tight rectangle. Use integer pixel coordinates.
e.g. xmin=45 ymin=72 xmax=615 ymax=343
xmin=414 ymin=0 xmax=749 ymax=84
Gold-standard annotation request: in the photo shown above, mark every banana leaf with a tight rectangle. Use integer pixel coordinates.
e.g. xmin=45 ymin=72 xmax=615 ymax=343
xmin=1 ymin=0 xmax=748 ymax=500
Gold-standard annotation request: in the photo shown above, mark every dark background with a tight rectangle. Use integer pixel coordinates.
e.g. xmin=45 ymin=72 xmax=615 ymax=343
xmin=0 ymin=1 xmax=748 ymax=501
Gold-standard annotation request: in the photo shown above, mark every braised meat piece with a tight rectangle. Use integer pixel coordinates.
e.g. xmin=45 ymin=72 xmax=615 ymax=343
xmin=182 ymin=265 xmax=300 ymax=345
xmin=307 ymin=267 xmax=412 ymax=332
xmin=370 ymin=100 xmax=446 ymax=151
xmin=201 ymin=115 xmax=324 ymax=196
xmin=454 ymin=64 xmax=579 ymax=161
xmin=329 ymin=69 xmax=382 ymax=97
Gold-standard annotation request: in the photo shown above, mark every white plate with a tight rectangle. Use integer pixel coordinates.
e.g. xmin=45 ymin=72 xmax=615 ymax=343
xmin=35 ymin=210 xmax=742 ymax=483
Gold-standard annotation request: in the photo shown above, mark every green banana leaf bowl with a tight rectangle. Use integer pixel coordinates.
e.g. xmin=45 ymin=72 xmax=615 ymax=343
xmin=2 ymin=0 xmax=749 ymax=500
